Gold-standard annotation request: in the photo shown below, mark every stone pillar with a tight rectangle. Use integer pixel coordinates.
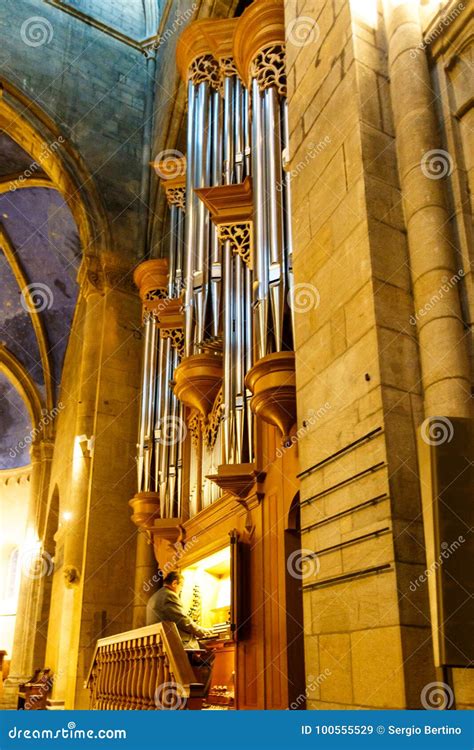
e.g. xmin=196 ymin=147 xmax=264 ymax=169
xmin=51 ymin=279 xmax=104 ymax=709
xmin=382 ymin=0 xmax=472 ymax=419
xmin=3 ymin=439 xmax=54 ymax=705
xmin=132 ymin=530 xmax=158 ymax=629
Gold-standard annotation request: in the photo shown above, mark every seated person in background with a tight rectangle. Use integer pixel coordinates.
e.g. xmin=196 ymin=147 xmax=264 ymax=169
xmin=146 ymin=571 xmax=213 ymax=649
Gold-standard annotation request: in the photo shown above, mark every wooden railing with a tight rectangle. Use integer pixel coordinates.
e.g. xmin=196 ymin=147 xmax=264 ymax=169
xmin=85 ymin=622 xmax=204 ymax=710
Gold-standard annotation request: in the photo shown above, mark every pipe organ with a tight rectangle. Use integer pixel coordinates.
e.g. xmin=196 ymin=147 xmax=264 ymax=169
xmin=129 ymin=0 xmax=304 ymax=711
xmin=132 ymin=0 xmax=297 ymax=523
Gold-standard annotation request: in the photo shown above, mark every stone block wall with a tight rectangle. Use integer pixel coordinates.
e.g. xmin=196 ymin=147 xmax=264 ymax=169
xmin=0 ymin=0 xmax=151 ymax=259
xmin=285 ymin=0 xmax=436 ymax=708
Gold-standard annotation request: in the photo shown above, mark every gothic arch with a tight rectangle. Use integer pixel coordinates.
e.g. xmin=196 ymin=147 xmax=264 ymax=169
xmin=0 ymin=344 xmax=44 ymax=430
xmin=0 ymin=78 xmax=110 ymax=261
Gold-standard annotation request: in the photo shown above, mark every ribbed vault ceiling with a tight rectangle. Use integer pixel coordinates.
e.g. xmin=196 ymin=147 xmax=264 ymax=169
xmin=0 ymin=132 xmax=80 ymax=470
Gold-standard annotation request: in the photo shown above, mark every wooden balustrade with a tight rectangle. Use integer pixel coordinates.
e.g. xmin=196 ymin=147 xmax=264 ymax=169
xmin=85 ymin=622 xmax=205 ymax=710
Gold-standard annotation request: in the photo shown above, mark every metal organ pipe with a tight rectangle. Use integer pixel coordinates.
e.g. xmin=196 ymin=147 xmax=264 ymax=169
xmin=282 ymin=99 xmax=295 ymax=348
xmin=264 ymin=86 xmax=285 ymax=354
xmin=194 ymin=81 xmax=211 ymax=349
xmin=184 ymin=79 xmax=197 ymax=358
xmin=252 ymin=78 xmax=269 ymax=362
xmin=210 ymin=88 xmax=223 ymax=340
xmin=137 ymin=314 xmax=151 ymax=492
xmin=222 ymin=73 xmax=235 ymax=464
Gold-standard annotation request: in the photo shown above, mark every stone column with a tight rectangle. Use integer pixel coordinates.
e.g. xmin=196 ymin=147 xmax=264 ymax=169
xmin=132 ymin=530 xmax=158 ymax=628
xmin=382 ymin=0 xmax=472 ymax=418
xmin=3 ymin=438 xmax=54 ymax=705
xmin=51 ymin=279 xmax=104 ymax=708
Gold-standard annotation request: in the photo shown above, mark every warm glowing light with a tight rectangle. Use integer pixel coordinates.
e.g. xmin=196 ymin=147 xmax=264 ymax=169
xmin=350 ymin=0 xmax=378 ymax=28
xmin=181 ymin=547 xmax=231 ymax=628
xmin=62 ymin=511 xmax=72 ymax=522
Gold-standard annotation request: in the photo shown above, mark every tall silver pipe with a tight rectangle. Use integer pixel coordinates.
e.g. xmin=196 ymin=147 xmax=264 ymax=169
xmin=153 ymin=333 xmax=165 ymax=496
xmin=234 ymin=78 xmax=244 ymax=184
xmin=184 ymin=79 xmax=197 ymax=357
xmin=222 ymin=73 xmax=236 ymax=463
xmin=193 ymin=82 xmax=211 ymax=348
xmin=234 ymin=254 xmax=245 ymax=464
xmin=264 ymin=86 xmax=285 ymax=353
xmin=176 ymin=401 xmax=184 ymax=517
xmin=168 ymin=205 xmax=178 ymax=297
xmin=244 ymin=265 xmax=254 ymax=462
xmin=167 ymin=347 xmax=179 ymax=518
xmin=159 ymin=337 xmax=172 ymax=516
xmin=252 ymin=79 xmax=269 ymax=361
xmin=223 ymin=240 xmax=234 ymax=464
xmin=243 ymin=87 xmax=251 ymax=178
xmin=144 ymin=320 xmax=158 ymax=491
xmin=282 ymin=99 xmax=295 ymax=346
xmin=137 ymin=314 xmax=152 ymax=491
xmin=210 ymin=87 xmax=222 ymax=338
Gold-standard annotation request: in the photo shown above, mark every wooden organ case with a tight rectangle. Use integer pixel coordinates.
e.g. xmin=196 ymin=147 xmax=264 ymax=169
xmin=130 ymin=0 xmax=306 ymax=710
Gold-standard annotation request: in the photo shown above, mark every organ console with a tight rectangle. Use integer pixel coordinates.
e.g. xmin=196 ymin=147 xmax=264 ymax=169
xmin=180 ymin=546 xmax=236 ymax=709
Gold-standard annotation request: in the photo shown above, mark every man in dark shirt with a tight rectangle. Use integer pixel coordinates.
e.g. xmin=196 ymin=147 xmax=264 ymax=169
xmin=146 ymin=571 xmax=213 ymax=648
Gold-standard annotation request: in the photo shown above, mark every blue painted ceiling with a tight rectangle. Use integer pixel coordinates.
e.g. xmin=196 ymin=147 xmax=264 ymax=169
xmin=0 ymin=133 xmax=80 ymax=470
